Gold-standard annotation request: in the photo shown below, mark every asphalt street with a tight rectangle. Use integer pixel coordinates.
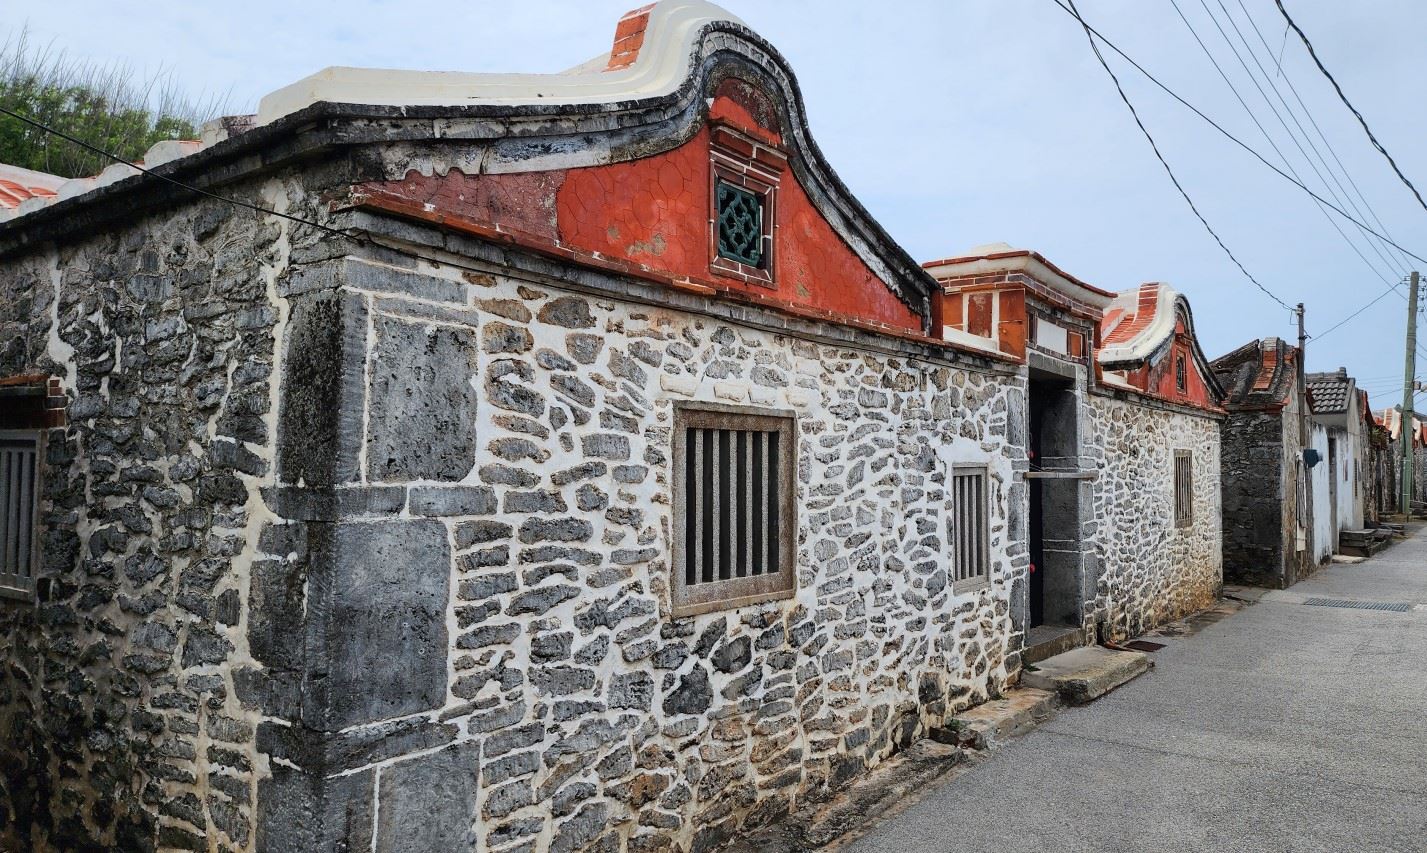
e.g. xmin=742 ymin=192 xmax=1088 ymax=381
xmin=847 ymin=530 xmax=1427 ymax=853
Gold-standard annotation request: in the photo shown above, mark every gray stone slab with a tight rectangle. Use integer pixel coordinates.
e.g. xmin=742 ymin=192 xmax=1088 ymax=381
xmin=310 ymin=520 xmax=451 ymax=729
xmin=374 ymin=741 xmax=480 ymax=853
xmin=366 ymin=314 xmax=480 ymax=482
xmin=1020 ymin=645 xmax=1150 ymax=703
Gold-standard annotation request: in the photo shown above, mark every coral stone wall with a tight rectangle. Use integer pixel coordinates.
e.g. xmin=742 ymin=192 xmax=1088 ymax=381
xmin=259 ymin=252 xmax=1026 ymax=853
xmin=1085 ymin=395 xmax=1222 ymax=639
xmin=0 ymin=175 xmax=332 ymax=851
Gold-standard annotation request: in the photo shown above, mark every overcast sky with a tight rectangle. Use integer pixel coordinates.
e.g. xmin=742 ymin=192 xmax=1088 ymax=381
xmin=8 ymin=1 xmax=1427 ymax=407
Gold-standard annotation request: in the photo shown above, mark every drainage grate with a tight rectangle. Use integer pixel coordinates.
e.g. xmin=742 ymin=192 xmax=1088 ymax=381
xmin=1302 ymin=597 xmax=1412 ymax=613
xmin=1123 ymin=640 xmax=1166 ymax=652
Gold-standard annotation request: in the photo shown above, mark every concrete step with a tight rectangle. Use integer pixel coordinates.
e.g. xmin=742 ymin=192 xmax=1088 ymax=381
xmin=948 ymin=687 xmax=1060 ymax=750
xmin=1021 ymin=645 xmax=1151 ymax=704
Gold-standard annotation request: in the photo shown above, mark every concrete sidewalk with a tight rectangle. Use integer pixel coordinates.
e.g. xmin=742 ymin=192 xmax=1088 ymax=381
xmin=846 ymin=531 xmax=1427 ymax=853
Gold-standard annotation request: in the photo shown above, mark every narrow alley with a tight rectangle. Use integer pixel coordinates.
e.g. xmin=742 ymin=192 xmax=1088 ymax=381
xmin=848 ymin=530 xmax=1427 ymax=853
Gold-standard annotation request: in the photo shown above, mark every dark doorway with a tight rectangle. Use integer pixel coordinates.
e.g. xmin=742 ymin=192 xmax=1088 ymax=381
xmin=1027 ymin=375 xmax=1083 ymax=631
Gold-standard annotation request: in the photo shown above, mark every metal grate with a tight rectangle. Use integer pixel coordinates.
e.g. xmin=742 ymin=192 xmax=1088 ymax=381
xmin=950 ymin=467 xmax=989 ymax=589
xmin=672 ymin=405 xmax=795 ymax=616
xmin=715 ymin=180 xmax=764 ymax=268
xmin=1303 ymin=597 xmax=1412 ymax=612
xmin=1 ymin=432 xmax=40 ymax=593
xmin=1173 ymin=449 xmax=1193 ymax=528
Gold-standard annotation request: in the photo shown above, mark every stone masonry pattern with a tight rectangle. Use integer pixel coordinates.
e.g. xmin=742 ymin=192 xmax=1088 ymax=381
xmin=1085 ymin=396 xmax=1222 ymax=639
xmin=0 ymin=170 xmax=335 ymax=851
xmin=251 ymin=252 xmax=1029 ymax=853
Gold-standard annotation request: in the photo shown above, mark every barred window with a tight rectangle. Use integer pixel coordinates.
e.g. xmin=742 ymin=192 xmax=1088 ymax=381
xmin=1 ymin=431 xmax=41 ymax=600
xmin=1174 ymin=449 xmax=1193 ymax=528
xmin=950 ymin=465 xmax=990 ymax=592
xmin=672 ymin=403 xmax=796 ymax=617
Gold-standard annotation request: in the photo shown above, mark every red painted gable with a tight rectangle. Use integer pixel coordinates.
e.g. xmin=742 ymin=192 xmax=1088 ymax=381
xmin=351 ymin=80 xmax=921 ymax=333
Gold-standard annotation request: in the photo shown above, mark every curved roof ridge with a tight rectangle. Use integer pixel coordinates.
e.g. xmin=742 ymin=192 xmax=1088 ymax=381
xmin=255 ymin=1 xmax=746 ymax=125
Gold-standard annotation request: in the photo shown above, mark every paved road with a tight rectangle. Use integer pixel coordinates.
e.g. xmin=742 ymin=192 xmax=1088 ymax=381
xmin=848 ymin=530 xmax=1427 ymax=853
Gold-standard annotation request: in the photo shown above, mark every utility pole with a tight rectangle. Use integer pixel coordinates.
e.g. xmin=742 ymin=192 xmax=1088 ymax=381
xmin=1295 ymin=303 xmax=1309 ymax=580
xmin=1401 ymin=271 xmax=1420 ymax=517
xmin=1296 ymin=303 xmax=1308 ymax=454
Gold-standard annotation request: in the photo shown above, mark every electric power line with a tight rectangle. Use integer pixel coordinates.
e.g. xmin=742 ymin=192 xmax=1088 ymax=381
xmin=1167 ymin=0 xmax=1403 ymax=289
xmin=0 ymin=105 xmax=357 ymax=242
xmin=1062 ymin=0 xmax=1293 ymax=311
xmin=1236 ymin=0 xmax=1415 ymax=273
xmin=1212 ymin=0 xmax=1409 ymax=279
xmin=1049 ymin=0 xmax=1427 ymax=267
xmin=1275 ymin=0 xmax=1427 ymax=217
xmin=1312 ymin=277 xmax=1407 ymax=341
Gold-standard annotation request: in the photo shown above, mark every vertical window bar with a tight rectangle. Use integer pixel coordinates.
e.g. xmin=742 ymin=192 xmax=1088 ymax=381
xmin=765 ymin=431 xmax=778 ymax=575
xmin=741 ymin=430 xmax=752 ymax=578
xmin=701 ymin=429 xmax=715 ymax=583
xmin=711 ymin=429 xmax=723 ymax=581
xmin=685 ymin=428 xmax=697 ymax=587
xmin=19 ymin=448 xmax=33 ymax=578
xmin=0 ymin=449 xmax=11 ymax=573
xmin=977 ymin=475 xmax=986 ymax=578
xmin=752 ymin=431 xmax=765 ymax=576
xmin=693 ymin=429 xmax=705 ymax=583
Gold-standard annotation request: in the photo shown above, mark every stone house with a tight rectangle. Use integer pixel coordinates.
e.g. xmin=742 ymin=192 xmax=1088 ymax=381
xmin=1379 ymin=406 xmax=1427 ymax=513
xmin=0 ymin=3 xmax=1037 ymax=851
xmin=1211 ymin=338 xmax=1314 ymax=587
xmin=925 ymin=249 xmax=1225 ymax=656
xmin=0 ymin=3 xmax=1236 ymax=851
xmin=1305 ymin=369 xmax=1367 ymax=553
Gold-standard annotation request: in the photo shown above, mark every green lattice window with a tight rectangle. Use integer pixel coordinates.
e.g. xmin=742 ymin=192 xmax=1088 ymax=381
xmin=716 ymin=180 xmax=765 ymax=268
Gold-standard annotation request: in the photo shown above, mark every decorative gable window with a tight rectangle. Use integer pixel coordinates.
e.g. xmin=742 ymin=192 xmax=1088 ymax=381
xmin=716 ymin=181 xmax=764 ymax=268
xmin=1 ymin=431 xmax=41 ymax=600
xmin=709 ymin=125 xmax=784 ymax=287
xmin=1175 ymin=354 xmax=1187 ymax=392
xmin=671 ymin=403 xmax=796 ymax=617
xmin=950 ymin=465 xmax=990 ymax=592
xmin=1173 ymin=449 xmax=1193 ymax=528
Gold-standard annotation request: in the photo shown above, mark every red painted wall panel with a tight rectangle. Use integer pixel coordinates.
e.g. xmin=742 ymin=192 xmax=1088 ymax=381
xmin=356 ymin=91 xmax=921 ymax=333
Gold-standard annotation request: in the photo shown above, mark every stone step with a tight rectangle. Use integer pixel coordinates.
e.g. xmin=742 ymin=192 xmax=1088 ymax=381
xmin=948 ymin=687 xmax=1060 ymax=750
xmin=1022 ymin=624 xmax=1087 ymax=664
xmin=1020 ymin=645 xmax=1151 ymax=704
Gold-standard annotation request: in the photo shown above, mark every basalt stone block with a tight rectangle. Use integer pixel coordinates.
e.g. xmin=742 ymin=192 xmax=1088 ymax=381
xmin=374 ymin=741 xmax=480 ymax=853
xmin=256 ymin=760 xmax=374 ymax=853
xmin=410 ymin=486 xmax=497 ymax=517
xmin=367 ymin=314 xmax=479 ymax=482
xmin=277 ymin=290 xmax=367 ymax=486
xmin=310 ymin=520 xmax=450 ymax=729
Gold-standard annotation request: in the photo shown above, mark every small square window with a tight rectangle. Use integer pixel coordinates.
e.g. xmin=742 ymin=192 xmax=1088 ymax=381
xmin=716 ymin=180 xmax=765 ymax=269
xmin=1174 ymin=449 xmax=1193 ymax=528
xmin=671 ymin=403 xmax=796 ymax=617
xmin=950 ymin=465 xmax=990 ymax=592
xmin=1 ymin=431 xmax=42 ymax=600
xmin=709 ymin=125 xmax=782 ymax=287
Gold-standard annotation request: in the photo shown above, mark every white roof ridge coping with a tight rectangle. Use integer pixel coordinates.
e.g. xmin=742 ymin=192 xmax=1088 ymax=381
xmin=1097 ymin=282 xmax=1179 ymax=365
xmin=254 ymin=1 xmax=747 ymax=126
xmin=923 ymin=244 xmax=1115 ymax=310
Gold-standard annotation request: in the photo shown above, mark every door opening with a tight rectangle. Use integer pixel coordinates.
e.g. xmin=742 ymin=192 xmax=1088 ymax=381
xmin=1027 ymin=375 xmax=1083 ymax=631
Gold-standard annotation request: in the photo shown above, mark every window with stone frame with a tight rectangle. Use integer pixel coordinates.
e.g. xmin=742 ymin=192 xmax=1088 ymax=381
xmin=709 ymin=125 xmax=783 ymax=287
xmin=671 ymin=402 xmax=796 ymax=617
xmin=949 ymin=464 xmax=991 ymax=592
xmin=1175 ymin=353 xmax=1187 ymax=392
xmin=0 ymin=430 xmax=42 ymax=601
xmin=1173 ymin=449 xmax=1193 ymax=528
